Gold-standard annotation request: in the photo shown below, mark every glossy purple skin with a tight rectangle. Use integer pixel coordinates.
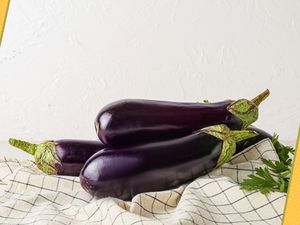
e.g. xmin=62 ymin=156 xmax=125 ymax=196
xmin=96 ymin=99 xmax=242 ymax=147
xmin=236 ymin=126 xmax=272 ymax=154
xmin=80 ymin=132 xmax=222 ymax=200
xmin=55 ymin=140 xmax=105 ymax=176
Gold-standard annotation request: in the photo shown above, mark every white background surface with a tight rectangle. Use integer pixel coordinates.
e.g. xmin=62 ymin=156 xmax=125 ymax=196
xmin=0 ymin=1 xmax=299 ymax=159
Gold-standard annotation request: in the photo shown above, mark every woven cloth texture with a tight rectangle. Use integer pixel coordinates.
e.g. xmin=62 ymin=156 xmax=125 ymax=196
xmin=0 ymin=139 xmax=286 ymax=225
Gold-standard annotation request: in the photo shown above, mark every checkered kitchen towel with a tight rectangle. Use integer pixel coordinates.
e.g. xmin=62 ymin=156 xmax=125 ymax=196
xmin=0 ymin=139 xmax=286 ymax=225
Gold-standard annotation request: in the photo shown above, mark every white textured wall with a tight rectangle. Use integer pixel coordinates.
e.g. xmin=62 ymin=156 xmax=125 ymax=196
xmin=0 ymin=0 xmax=299 ymax=154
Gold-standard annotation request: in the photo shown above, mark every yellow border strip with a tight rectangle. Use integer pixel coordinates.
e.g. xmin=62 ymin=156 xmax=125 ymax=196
xmin=0 ymin=0 xmax=10 ymax=47
xmin=282 ymin=127 xmax=300 ymax=225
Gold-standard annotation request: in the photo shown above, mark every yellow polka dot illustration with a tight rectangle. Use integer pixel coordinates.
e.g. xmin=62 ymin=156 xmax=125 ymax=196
xmin=0 ymin=0 xmax=10 ymax=46
xmin=283 ymin=127 xmax=300 ymax=224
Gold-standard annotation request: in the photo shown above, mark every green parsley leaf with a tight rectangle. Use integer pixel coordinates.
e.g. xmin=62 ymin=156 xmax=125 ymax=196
xmin=272 ymin=134 xmax=294 ymax=164
xmin=240 ymin=167 xmax=278 ymax=194
xmin=240 ymin=134 xmax=295 ymax=195
xmin=261 ymin=158 xmax=289 ymax=174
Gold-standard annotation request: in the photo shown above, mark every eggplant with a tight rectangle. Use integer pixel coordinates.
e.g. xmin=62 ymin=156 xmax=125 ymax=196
xmin=80 ymin=124 xmax=257 ymax=200
xmin=9 ymin=138 xmax=105 ymax=176
xmin=236 ymin=126 xmax=272 ymax=154
xmin=96 ymin=90 xmax=269 ymax=147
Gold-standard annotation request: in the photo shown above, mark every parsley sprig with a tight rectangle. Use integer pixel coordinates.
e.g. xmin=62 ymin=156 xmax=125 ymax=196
xmin=240 ymin=134 xmax=295 ymax=194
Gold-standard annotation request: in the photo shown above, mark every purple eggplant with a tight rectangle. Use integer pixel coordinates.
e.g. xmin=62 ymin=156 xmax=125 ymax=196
xmin=80 ymin=124 xmax=257 ymax=200
xmin=96 ymin=90 xmax=269 ymax=147
xmin=9 ymin=138 xmax=105 ymax=176
xmin=236 ymin=126 xmax=272 ymax=154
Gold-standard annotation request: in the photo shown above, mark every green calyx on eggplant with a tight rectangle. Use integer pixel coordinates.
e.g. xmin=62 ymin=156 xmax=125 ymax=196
xmin=80 ymin=124 xmax=257 ymax=200
xmin=227 ymin=89 xmax=270 ymax=129
xmin=95 ymin=89 xmax=269 ymax=147
xmin=201 ymin=124 xmax=258 ymax=167
xmin=8 ymin=138 xmax=105 ymax=176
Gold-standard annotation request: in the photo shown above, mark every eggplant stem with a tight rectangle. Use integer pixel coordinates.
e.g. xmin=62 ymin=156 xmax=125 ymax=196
xmin=8 ymin=138 xmax=37 ymax=155
xmin=251 ymin=89 xmax=270 ymax=106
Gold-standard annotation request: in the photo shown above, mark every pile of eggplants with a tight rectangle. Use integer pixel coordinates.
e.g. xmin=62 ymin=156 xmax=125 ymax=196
xmin=9 ymin=90 xmax=273 ymax=200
